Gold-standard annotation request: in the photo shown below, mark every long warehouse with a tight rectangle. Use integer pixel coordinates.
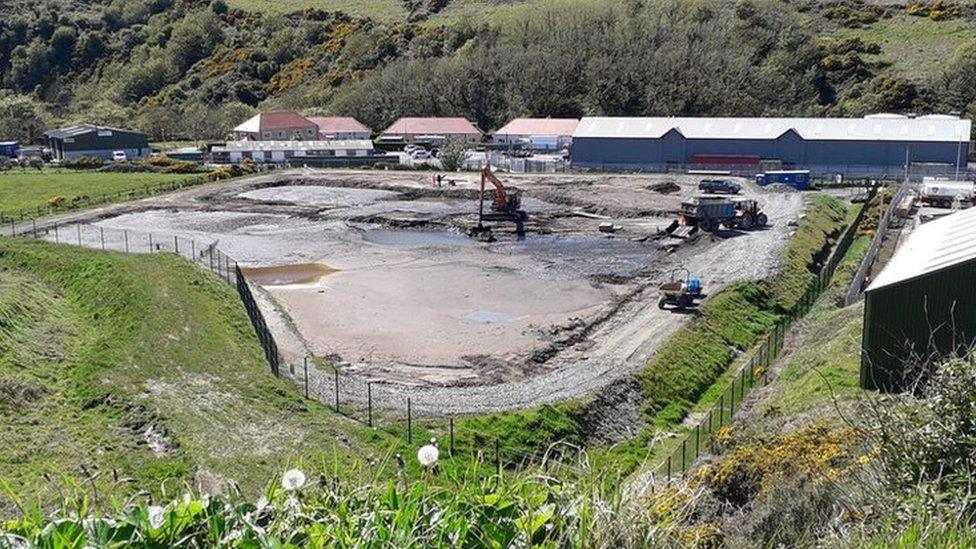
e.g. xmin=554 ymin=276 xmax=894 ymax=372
xmin=571 ymin=114 xmax=971 ymax=176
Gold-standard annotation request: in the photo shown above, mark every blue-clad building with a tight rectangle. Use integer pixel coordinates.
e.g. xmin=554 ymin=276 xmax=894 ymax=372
xmin=571 ymin=114 xmax=972 ymax=177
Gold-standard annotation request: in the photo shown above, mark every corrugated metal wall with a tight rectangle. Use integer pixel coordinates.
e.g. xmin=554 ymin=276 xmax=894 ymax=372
xmin=861 ymin=260 xmax=976 ymax=391
xmin=572 ymin=134 xmax=968 ymax=171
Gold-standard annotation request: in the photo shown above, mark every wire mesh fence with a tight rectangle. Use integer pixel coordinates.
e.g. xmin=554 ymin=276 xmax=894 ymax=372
xmin=844 ymin=181 xmax=910 ymax=306
xmin=651 ymin=192 xmax=873 ymax=485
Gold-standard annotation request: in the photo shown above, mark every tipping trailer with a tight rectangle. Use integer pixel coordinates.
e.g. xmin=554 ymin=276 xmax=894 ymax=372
xmin=663 ymin=197 xmax=767 ymax=237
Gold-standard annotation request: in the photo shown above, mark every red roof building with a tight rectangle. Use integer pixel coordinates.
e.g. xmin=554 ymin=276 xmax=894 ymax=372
xmin=307 ymin=116 xmax=372 ymax=140
xmin=233 ymin=112 xmax=319 ymax=141
xmin=380 ymin=117 xmax=482 ymax=145
xmin=493 ymin=118 xmax=579 ymax=150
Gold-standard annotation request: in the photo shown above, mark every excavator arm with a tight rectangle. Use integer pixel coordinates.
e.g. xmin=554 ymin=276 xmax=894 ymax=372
xmin=481 ymin=166 xmax=508 ymax=210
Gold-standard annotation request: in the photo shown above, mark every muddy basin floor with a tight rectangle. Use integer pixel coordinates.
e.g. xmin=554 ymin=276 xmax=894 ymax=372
xmin=33 ymin=170 xmax=805 ymax=391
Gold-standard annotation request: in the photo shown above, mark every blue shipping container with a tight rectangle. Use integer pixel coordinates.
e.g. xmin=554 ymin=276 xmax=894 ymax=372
xmin=0 ymin=141 xmax=19 ymax=158
xmin=756 ymin=170 xmax=811 ymax=190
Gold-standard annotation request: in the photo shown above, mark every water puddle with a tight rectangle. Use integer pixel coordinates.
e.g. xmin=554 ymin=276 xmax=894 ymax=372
xmin=362 ymin=229 xmax=475 ymax=248
xmin=463 ymin=310 xmax=521 ymax=323
xmin=242 ymin=263 xmax=338 ymax=286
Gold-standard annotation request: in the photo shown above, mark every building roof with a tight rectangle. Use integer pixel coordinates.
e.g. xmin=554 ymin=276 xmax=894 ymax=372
xmin=307 ymin=116 xmax=371 ymax=134
xmin=573 ymin=115 xmax=972 ymax=143
xmin=214 ymin=140 xmax=375 ymax=152
xmin=45 ymin=124 xmax=144 ymax=139
xmin=867 ymin=206 xmax=976 ymax=292
xmin=234 ymin=112 xmax=316 ymax=133
xmin=382 ymin=117 xmax=482 ymax=136
xmin=495 ymin=118 xmax=580 ymax=137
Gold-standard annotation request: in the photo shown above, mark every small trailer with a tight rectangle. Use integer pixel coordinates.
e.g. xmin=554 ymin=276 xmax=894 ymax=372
xmin=658 ymin=268 xmax=705 ymax=311
xmin=755 ymin=170 xmax=811 ymax=190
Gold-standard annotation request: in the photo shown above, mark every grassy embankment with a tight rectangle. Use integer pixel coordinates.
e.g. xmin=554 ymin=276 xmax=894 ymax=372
xmin=0 ymin=170 xmax=192 ymax=219
xmin=0 ymin=237 xmax=409 ymax=515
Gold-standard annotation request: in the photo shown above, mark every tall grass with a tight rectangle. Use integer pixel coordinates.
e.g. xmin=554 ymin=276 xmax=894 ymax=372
xmin=0 ymin=451 xmax=673 ymax=547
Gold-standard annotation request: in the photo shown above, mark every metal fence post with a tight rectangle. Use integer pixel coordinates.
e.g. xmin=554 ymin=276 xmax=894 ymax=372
xmin=495 ymin=438 xmax=501 ymax=478
xmin=334 ymin=368 xmax=339 ymax=412
xmin=695 ymin=424 xmax=700 ymax=458
xmin=681 ymin=439 xmax=687 ymax=472
xmin=149 ymin=233 xmax=153 ymax=253
xmin=76 ymin=224 xmax=81 ymax=246
xmin=719 ymin=395 xmax=724 ymax=425
xmin=666 ymin=455 xmax=672 ymax=487
xmin=54 ymin=224 xmax=58 ymax=243
xmin=407 ymin=398 xmax=413 ymax=444
xmin=174 ymin=236 xmax=179 ymax=255
xmin=303 ymin=356 xmax=309 ymax=399
xmin=191 ymin=240 xmax=195 ymax=261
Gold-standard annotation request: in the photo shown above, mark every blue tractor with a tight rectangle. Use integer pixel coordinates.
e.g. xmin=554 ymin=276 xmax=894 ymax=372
xmin=658 ymin=268 xmax=705 ymax=311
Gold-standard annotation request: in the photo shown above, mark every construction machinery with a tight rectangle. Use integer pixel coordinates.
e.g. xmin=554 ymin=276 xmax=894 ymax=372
xmin=470 ymin=166 xmax=528 ymax=241
xmin=658 ymin=268 xmax=705 ymax=310
xmin=663 ymin=196 xmax=768 ymax=238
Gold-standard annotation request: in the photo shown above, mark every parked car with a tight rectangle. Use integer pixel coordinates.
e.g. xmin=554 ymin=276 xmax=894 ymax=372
xmin=411 ymin=149 xmax=432 ymax=160
xmin=403 ymin=145 xmax=419 ymax=154
xmin=112 ymin=150 xmax=128 ymax=162
xmin=698 ymin=179 xmax=741 ymax=194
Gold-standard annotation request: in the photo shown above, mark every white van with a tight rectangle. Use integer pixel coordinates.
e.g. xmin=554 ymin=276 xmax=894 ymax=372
xmin=112 ymin=151 xmax=127 ymax=162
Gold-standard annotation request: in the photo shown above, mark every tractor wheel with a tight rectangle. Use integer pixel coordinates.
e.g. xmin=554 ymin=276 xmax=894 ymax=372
xmin=658 ymin=297 xmax=669 ymax=310
xmin=756 ymin=213 xmax=768 ymax=227
xmin=738 ymin=213 xmax=754 ymax=230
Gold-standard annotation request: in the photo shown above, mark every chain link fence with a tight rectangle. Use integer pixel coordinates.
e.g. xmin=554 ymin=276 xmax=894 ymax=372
xmin=844 ymin=180 xmax=911 ymax=306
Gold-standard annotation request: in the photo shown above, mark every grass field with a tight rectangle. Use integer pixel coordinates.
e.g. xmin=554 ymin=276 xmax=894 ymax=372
xmin=843 ymin=13 xmax=976 ymax=82
xmin=226 ymin=0 xmax=407 ymax=21
xmin=0 ymin=170 xmax=193 ymax=219
xmin=0 ymin=237 xmax=403 ymax=514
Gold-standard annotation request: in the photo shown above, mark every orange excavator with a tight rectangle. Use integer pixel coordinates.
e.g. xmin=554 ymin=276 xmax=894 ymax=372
xmin=471 ymin=165 xmax=528 ymax=241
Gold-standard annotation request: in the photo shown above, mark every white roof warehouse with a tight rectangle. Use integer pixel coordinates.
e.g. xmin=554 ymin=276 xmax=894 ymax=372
xmin=571 ymin=114 xmax=972 ymax=176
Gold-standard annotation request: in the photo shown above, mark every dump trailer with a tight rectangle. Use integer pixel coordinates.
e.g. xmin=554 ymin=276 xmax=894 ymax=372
xmin=679 ymin=198 xmax=736 ymax=232
xmin=664 ymin=197 xmax=768 ymax=237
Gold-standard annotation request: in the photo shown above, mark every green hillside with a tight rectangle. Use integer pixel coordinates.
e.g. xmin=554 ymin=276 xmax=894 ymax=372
xmin=0 ymin=237 xmax=391 ymax=514
xmin=3 ymin=0 xmax=976 ymax=146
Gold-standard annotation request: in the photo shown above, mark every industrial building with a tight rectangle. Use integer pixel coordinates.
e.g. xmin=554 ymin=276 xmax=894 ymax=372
xmin=380 ymin=117 xmax=482 ymax=146
xmin=233 ymin=112 xmax=319 ymax=141
xmin=861 ymin=207 xmax=976 ymax=392
xmin=211 ymin=140 xmax=386 ymax=167
xmin=493 ymin=118 xmax=579 ymax=151
xmin=45 ymin=125 xmax=150 ymax=161
xmin=308 ymin=116 xmax=372 ymax=140
xmin=571 ymin=114 xmax=972 ymax=176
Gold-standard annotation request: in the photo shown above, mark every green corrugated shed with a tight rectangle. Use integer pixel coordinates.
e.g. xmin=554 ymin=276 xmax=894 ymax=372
xmin=861 ymin=207 xmax=976 ymax=391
